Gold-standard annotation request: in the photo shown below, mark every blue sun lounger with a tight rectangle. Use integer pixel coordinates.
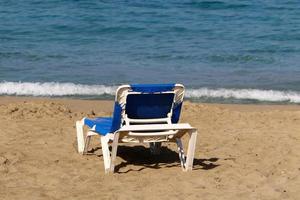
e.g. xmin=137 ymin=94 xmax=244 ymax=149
xmin=76 ymin=84 xmax=198 ymax=173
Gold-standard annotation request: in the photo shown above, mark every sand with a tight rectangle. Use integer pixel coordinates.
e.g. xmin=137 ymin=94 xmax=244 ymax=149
xmin=0 ymin=96 xmax=299 ymax=200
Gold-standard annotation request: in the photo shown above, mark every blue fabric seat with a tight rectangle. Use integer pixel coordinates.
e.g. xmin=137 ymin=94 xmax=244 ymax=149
xmin=84 ymin=117 xmax=113 ymax=135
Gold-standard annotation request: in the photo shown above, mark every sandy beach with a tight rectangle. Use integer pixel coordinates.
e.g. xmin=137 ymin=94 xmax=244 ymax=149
xmin=0 ymin=96 xmax=299 ymax=200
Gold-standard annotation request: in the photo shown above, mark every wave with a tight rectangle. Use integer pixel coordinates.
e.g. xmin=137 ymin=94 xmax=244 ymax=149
xmin=0 ymin=81 xmax=116 ymax=96
xmin=0 ymin=81 xmax=300 ymax=103
xmin=185 ymin=88 xmax=300 ymax=103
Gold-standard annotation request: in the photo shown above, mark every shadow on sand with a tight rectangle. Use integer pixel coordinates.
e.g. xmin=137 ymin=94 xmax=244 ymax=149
xmin=106 ymin=145 xmax=220 ymax=174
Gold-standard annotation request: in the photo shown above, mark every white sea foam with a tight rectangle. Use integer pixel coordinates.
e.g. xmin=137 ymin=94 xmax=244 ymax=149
xmin=0 ymin=81 xmax=116 ymax=96
xmin=0 ymin=81 xmax=300 ymax=103
xmin=185 ymin=88 xmax=300 ymax=103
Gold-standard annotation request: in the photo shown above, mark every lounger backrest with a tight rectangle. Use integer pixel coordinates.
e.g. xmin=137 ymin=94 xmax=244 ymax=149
xmin=125 ymin=93 xmax=175 ymax=119
xmin=109 ymin=84 xmax=185 ymax=132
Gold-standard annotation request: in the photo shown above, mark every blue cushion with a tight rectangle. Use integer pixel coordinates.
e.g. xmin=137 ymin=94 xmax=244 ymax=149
xmin=84 ymin=117 xmax=113 ymax=136
xmin=84 ymin=102 xmax=122 ymax=136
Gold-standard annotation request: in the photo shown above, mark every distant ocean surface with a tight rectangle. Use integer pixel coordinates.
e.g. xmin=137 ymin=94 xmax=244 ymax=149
xmin=1 ymin=0 xmax=300 ymax=103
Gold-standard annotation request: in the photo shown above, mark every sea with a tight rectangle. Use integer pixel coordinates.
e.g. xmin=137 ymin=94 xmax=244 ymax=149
xmin=1 ymin=0 xmax=300 ymax=104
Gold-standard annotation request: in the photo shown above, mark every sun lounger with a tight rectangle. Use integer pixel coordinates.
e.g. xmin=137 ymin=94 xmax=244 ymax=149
xmin=76 ymin=83 xmax=198 ymax=173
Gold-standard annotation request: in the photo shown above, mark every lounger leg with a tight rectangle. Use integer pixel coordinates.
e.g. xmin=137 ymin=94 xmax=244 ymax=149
xmin=76 ymin=119 xmax=85 ymax=154
xmin=176 ymin=138 xmax=186 ymax=170
xmin=100 ymin=136 xmax=111 ymax=174
xmin=83 ymin=135 xmax=91 ymax=154
xmin=185 ymin=130 xmax=198 ymax=171
xmin=150 ymin=142 xmax=161 ymax=155
xmin=110 ymin=132 xmax=120 ymax=173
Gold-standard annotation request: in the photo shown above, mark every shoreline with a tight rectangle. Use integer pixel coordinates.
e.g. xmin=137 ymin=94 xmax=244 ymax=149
xmin=1 ymin=95 xmax=300 ymax=112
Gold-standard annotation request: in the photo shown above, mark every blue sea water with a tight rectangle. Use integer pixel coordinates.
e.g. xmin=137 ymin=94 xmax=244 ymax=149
xmin=0 ymin=0 xmax=300 ymax=103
